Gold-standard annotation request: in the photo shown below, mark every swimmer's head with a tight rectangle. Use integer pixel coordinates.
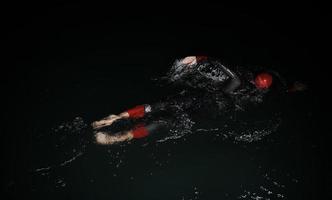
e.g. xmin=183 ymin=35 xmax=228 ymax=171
xmin=254 ymin=72 xmax=273 ymax=89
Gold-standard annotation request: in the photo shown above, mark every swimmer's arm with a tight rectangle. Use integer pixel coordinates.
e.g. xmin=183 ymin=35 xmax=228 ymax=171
xmin=218 ymin=64 xmax=241 ymax=93
xmin=222 ymin=76 xmax=241 ymax=93
xmin=92 ymin=105 xmax=151 ymax=129
xmin=119 ymin=104 xmax=152 ymax=118
xmin=268 ymin=70 xmax=307 ymax=92
xmin=288 ymin=81 xmax=307 ymax=92
xmin=92 ymin=114 xmax=122 ymax=129
xmin=118 ymin=112 xmax=130 ymax=118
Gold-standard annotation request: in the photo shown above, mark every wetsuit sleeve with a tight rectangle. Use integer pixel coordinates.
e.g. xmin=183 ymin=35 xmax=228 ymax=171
xmin=218 ymin=64 xmax=241 ymax=93
xmin=126 ymin=104 xmax=152 ymax=118
xmin=195 ymin=56 xmax=241 ymax=93
xmin=132 ymin=122 xmax=168 ymax=139
xmin=132 ymin=124 xmax=150 ymax=138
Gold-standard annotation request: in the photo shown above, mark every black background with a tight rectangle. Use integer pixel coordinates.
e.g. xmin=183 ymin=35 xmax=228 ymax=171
xmin=2 ymin=2 xmax=328 ymax=199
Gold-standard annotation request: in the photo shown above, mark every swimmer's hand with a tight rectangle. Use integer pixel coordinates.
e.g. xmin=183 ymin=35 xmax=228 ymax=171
xmin=181 ymin=56 xmax=197 ymax=65
xmin=91 ymin=114 xmax=122 ymax=130
xmin=288 ymin=81 xmax=307 ymax=92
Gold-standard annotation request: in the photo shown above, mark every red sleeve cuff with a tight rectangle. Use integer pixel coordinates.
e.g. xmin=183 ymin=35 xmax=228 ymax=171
xmin=132 ymin=125 xmax=149 ymax=138
xmin=126 ymin=105 xmax=146 ymax=118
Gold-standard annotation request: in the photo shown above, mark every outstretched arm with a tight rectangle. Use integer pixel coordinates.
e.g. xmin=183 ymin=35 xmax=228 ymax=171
xmin=287 ymin=81 xmax=307 ymax=92
xmin=183 ymin=56 xmax=241 ymax=93
xmin=267 ymin=70 xmax=307 ymax=93
xmin=215 ymin=62 xmax=241 ymax=94
xmin=91 ymin=104 xmax=152 ymax=129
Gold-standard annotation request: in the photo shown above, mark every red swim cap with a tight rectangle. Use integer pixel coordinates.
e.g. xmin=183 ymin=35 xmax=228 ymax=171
xmin=254 ymin=73 xmax=273 ymax=89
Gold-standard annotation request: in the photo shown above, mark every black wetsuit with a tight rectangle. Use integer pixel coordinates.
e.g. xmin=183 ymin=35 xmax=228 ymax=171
xmin=135 ymin=57 xmax=251 ymax=137
xmin=166 ymin=57 xmax=242 ymax=94
xmin=127 ymin=57 xmax=285 ymax=139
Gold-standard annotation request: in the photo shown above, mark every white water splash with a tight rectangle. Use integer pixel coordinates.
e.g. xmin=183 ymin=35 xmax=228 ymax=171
xmin=157 ymin=112 xmax=195 ymax=143
xmin=35 ymin=166 xmax=52 ymax=173
xmin=59 ymin=151 xmax=84 ymax=167
xmin=33 ymin=117 xmax=89 ymax=174
xmin=238 ymin=170 xmax=296 ymax=200
xmin=180 ymin=186 xmax=201 ymax=200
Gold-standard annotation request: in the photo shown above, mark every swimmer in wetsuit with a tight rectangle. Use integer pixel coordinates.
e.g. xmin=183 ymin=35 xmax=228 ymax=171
xmin=92 ymin=56 xmax=306 ymax=145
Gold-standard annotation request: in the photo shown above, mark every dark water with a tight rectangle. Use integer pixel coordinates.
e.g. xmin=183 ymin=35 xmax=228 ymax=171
xmin=3 ymin=3 xmax=326 ymax=200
